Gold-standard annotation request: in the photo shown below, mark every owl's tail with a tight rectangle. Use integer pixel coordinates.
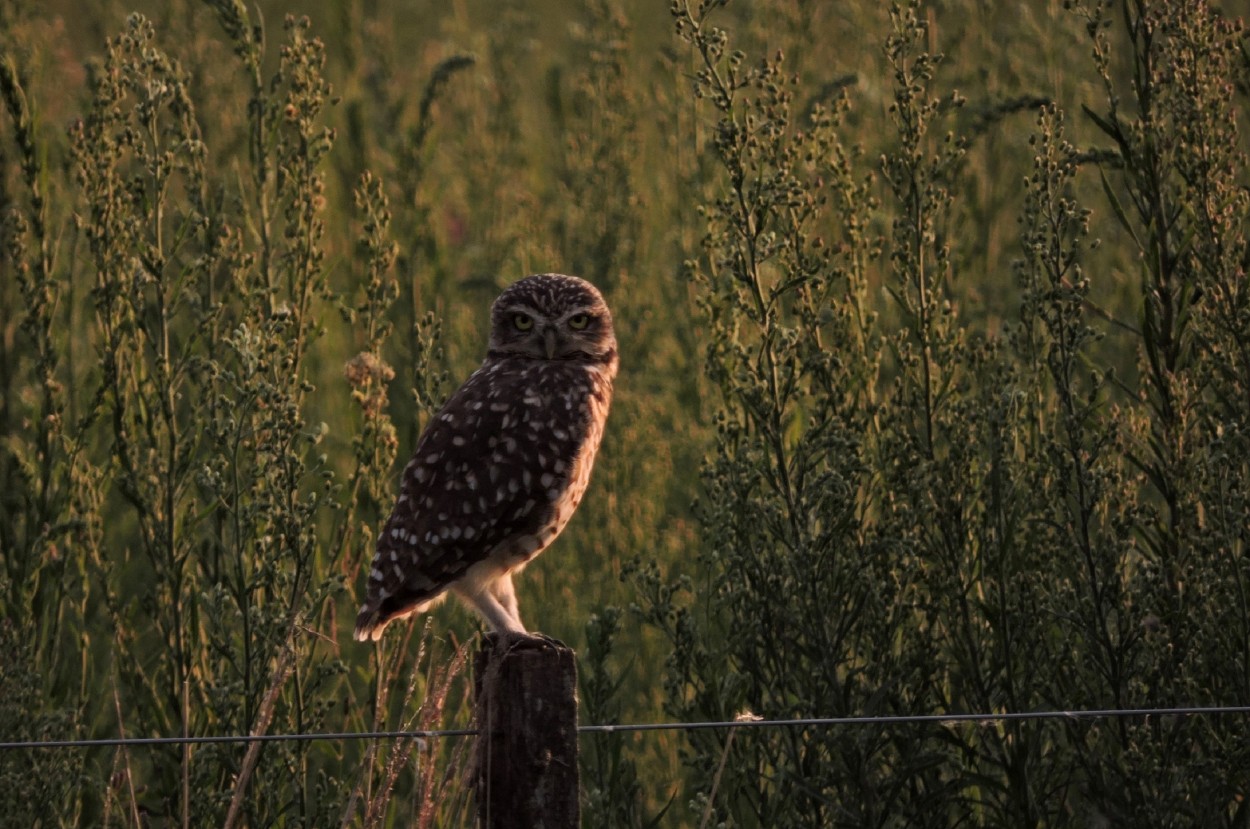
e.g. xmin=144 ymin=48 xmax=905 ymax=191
xmin=352 ymin=593 xmax=447 ymax=642
xmin=352 ymin=607 xmax=387 ymax=642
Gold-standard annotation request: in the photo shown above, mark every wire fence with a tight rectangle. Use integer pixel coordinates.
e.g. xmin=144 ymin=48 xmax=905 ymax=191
xmin=4 ymin=704 xmax=1249 ymax=752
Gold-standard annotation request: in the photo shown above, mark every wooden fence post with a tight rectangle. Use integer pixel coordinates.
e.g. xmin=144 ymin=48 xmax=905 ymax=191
xmin=474 ymin=634 xmax=579 ymax=828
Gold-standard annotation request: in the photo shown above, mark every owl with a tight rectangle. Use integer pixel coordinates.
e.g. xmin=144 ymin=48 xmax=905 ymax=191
xmin=354 ymin=274 xmax=617 ymax=640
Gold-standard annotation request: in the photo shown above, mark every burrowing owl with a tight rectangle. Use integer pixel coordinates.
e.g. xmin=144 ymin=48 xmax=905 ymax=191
xmin=353 ymin=274 xmax=617 ymax=640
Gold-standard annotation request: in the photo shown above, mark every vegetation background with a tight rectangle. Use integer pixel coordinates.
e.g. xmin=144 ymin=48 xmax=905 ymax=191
xmin=2 ymin=0 xmax=1248 ymax=826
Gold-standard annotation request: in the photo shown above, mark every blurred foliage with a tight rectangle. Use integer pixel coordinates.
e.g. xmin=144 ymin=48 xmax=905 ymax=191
xmin=1 ymin=0 xmax=1248 ymax=826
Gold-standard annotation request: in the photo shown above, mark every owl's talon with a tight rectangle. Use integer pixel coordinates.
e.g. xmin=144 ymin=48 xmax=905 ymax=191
xmin=525 ymin=632 xmax=567 ymax=650
xmin=486 ymin=630 xmax=567 ymax=652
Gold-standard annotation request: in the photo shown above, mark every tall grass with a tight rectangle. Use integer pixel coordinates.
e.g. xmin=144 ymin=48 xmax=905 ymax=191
xmin=2 ymin=0 xmax=1248 ymax=826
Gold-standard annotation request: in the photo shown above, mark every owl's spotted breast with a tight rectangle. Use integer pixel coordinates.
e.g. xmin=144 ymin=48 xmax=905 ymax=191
xmin=507 ymin=359 xmax=615 ymax=565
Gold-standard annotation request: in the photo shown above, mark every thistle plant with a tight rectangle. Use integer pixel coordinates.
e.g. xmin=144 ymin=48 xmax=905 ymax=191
xmin=2 ymin=4 xmax=459 ymax=823
xmin=643 ymin=1 xmax=1250 ymax=827
xmin=634 ymin=2 xmax=899 ymax=825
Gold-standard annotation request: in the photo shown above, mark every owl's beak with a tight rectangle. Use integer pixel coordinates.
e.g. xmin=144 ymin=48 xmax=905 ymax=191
xmin=543 ymin=327 xmax=558 ymax=359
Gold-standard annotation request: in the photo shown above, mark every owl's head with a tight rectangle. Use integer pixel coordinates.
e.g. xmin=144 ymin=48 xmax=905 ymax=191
xmin=488 ymin=274 xmax=617 ymax=365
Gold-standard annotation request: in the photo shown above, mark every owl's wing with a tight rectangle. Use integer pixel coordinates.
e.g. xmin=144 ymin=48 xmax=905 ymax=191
xmin=355 ymin=359 xmax=589 ymax=638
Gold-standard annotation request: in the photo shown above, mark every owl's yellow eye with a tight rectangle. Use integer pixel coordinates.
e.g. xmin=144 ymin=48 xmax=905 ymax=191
xmin=568 ymin=314 xmax=590 ymax=330
xmin=513 ymin=313 xmax=533 ymax=331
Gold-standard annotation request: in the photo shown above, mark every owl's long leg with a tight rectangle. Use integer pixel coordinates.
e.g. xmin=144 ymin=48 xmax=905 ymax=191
xmin=454 ymin=581 xmax=527 ymax=634
xmin=489 ymin=572 xmax=525 ymax=632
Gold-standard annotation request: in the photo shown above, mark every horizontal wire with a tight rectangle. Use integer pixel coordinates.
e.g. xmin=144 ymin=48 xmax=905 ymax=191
xmin=0 ymin=728 xmax=479 ymax=751
xmin=579 ymin=705 xmax=1250 ymax=734
xmin=3 ymin=705 xmax=1248 ymax=751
